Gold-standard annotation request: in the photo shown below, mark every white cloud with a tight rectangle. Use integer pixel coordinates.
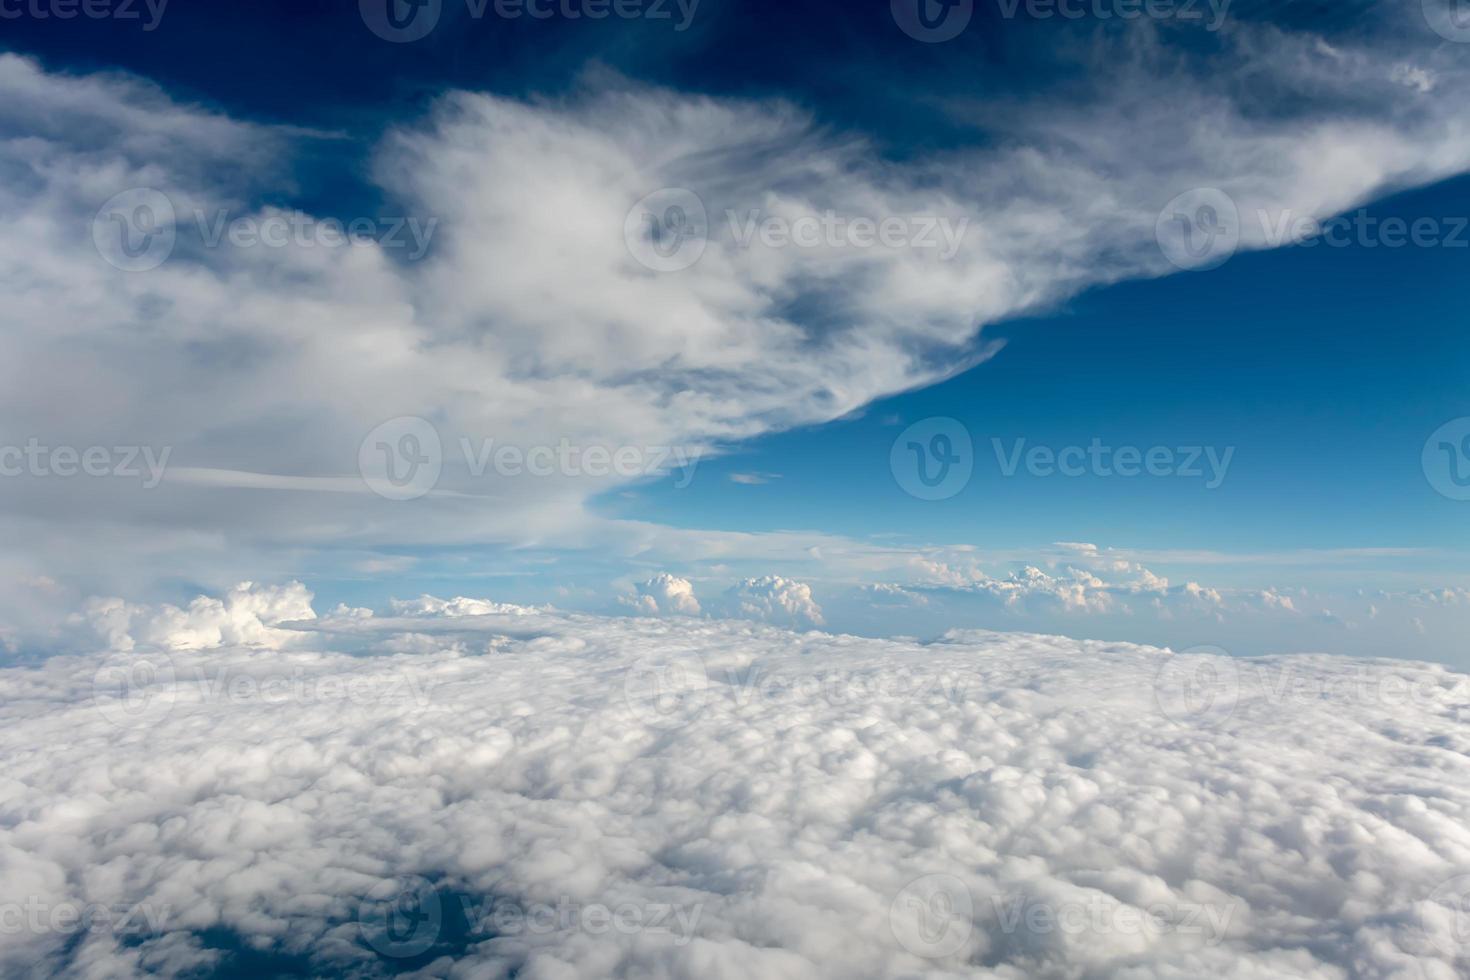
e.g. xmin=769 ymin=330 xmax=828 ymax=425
xmin=5 ymin=13 xmax=1470 ymax=632
xmin=80 ymin=581 xmax=316 ymax=653
xmin=389 ymin=595 xmax=538 ymax=618
xmin=720 ymin=575 xmax=825 ymax=627
xmin=2 ymin=592 xmax=1469 ymax=977
xmin=622 ymin=573 xmax=703 ymax=617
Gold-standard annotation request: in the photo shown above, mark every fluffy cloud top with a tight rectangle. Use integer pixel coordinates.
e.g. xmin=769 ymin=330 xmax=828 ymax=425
xmin=80 ymin=582 xmax=316 ymax=653
xmin=720 ymin=575 xmax=825 ymax=628
xmin=623 ymin=573 xmax=703 ymax=617
xmin=2 ymin=593 xmax=1468 ymax=977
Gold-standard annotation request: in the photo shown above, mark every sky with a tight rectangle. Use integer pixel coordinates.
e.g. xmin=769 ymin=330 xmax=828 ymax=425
xmin=2 ymin=0 xmax=1470 ymax=663
xmin=6 ymin=4 xmax=1470 ymax=979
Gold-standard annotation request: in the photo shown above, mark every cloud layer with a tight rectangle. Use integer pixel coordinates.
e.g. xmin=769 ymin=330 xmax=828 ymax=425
xmin=2 ymin=588 xmax=1469 ymax=977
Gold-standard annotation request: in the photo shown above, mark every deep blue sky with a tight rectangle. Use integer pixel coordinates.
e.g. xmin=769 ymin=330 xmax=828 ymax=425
xmin=623 ymin=175 xmax=1470 ymax=563
xmin=5 ymin=0 xmax=1467 ymax=661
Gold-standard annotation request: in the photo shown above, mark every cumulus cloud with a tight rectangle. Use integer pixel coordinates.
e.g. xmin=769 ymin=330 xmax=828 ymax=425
xmin=719 ymin=575 xmax=825 ymax=628
xmin=622 ymin=573 xmax=702 ymax=617
xmin=80 ymin=582 xmax=316 ymax=653
xmin=886 ymin=544 xmax=1315 ymax=623
xmin=2 ymin=592 xmax=1469 ymax=977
